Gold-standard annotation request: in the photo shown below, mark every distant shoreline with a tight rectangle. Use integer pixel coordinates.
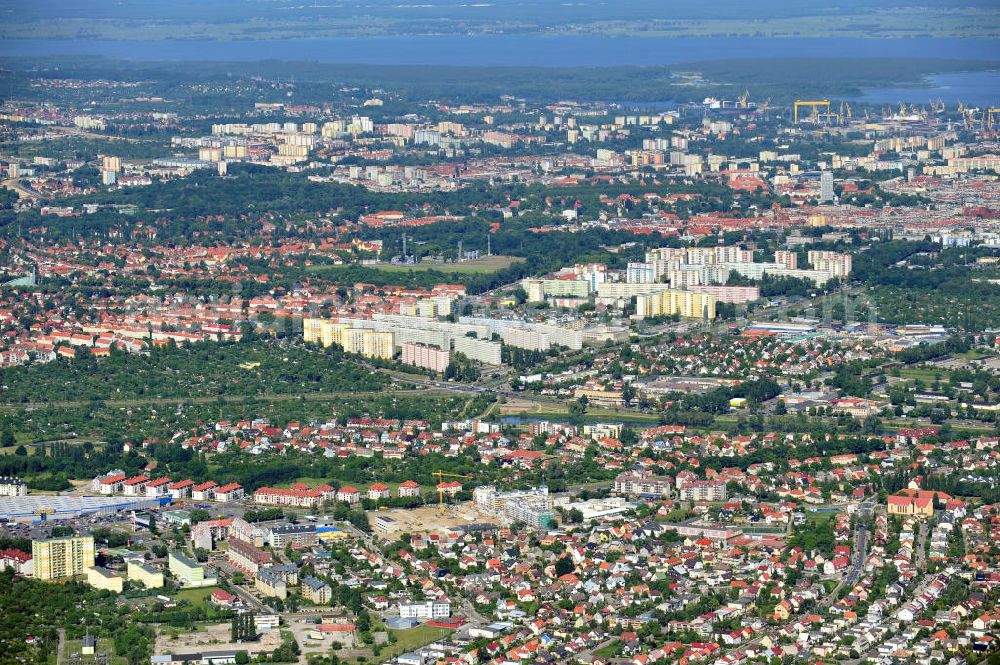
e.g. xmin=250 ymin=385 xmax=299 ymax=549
xmin=1 ymin=35 xmax=997 ymax=68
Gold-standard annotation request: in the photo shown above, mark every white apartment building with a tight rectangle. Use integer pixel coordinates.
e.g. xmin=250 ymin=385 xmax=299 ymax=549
xmin=398 ymin=600 xmax=451 ymax=619
xmin=626 ymin=262 xmax=656 ymax=284
xmin=402 ymin=342 xmax=450 ymax=373
xmin=452 ymin=335 xmax=502 ymax=365
xmin=808 ymin=250 xmax=852 ymax=278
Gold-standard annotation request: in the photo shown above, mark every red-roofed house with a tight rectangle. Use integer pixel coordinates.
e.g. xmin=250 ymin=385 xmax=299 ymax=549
xmin=398 ymin=480 xmax=421 ymax=497
xmin=0 ymin=549 xmax=32 ymax=575
xmin=192 ymin=481 xmax=218 ymax=501
xmin=98 ymin=473 xmax=126 ymax=495
xmin=145 ymin=477 xmax=172 ymax=498
xmin=438 ymin=480 xmax=463 ymax=496
xmin=210 ymin=589 xmax=238 ymax=607
xmin=122 ymin=475 xmax=150 ymax=496
xmin=368 ymin=483 xmax=391 ymax=501
xmin=887 ymin=493 xmax=933 ymax=518
xmin=169 ymin=479 xmax=195 ymax=499
xmin=214 ymin=483 xmax=244 ymax=502
xmin=336 ymin=486 xmax=361 ymax=504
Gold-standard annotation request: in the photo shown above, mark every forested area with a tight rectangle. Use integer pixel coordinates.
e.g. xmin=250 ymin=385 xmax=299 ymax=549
xmin=3 ymin=55 xmax=993 ymax=106
xmin=0 ymin=571 xmax=155 ymax=665
xmin=0 ymin=339 xmax=387 ymax=404
xmin=850 ymin=240 xmax=1000 ymax=330
xmin=0 ymin=391 xmax=480 ymax=473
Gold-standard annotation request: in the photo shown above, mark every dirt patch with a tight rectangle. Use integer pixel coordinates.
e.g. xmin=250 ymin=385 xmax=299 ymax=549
xmin=372 ymin=503 xmax=498 ymax=540
xmin=153 ymin=622 xmax=281 ymax=657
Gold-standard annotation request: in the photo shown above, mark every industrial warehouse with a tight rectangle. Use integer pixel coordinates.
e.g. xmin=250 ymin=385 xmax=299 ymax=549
xmin=0 ymin=495 xmax=171 ymax=523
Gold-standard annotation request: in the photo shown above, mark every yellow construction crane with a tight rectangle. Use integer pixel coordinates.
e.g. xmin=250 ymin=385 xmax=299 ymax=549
xmin=738 ymin=89 xmax=750 ymax=109
xmin=794 ymin=99 xmax=831 ymax=123
xmin=433 ymin=470 xmax=471 ymax=514
xmin=988 ymin=108 xmax=1000 ymax=130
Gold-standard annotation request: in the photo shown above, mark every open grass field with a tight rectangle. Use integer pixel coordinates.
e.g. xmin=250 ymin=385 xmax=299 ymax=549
xmin=804 ymin=509 xmax=842 ymax=523
xmin=593 ymin=640 xmax=621 ymax=659
xmin=174 ymin=586 xmax=218 ymax=608
xmin=382 ymin=625 xmax=454 ymax=660
xmin=898 ymin=367 xmax=945 ymax=382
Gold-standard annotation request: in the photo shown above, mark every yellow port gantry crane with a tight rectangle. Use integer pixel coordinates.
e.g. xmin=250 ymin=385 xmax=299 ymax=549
xmin=433 ymin=470 xmax=471 ymax=514
xmin=794 ymin=99 xmax=831 ymax=123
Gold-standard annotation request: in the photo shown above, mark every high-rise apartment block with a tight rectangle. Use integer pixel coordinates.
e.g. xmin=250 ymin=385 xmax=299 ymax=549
xmin=32 ymin=536 xmax=95 ymax=580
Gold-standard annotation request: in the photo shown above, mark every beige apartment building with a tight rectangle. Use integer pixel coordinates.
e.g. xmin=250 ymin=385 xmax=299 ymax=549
xmin=303 ymin=318 xmax=394 ymax=360
xmin=32 ymin=535 xmax=95 ymax=580
xmin=635 ymin=288 xmax=717 ymax=321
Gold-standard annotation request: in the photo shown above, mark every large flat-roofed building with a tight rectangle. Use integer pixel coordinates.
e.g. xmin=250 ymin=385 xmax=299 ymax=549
xmin=398 ymin=600 xmax=451 ymax=619
xmin=808 ymin=250 xmax=852 ymax=278
xmin=373 ymin=514 xmax=399 ymax=534
xmin=686 ymin=284 xmax=761 ymax=304
xmin=501 ymin=326 xmax=549 ymax=352
xmin=168 ymin=551 xmax=218 ymax=588
xmin=265 ymin=524 xmax=317 ymax=548
xmin=33 ymin=536 xmax=95 ymax=580
xmin=86 ymin=566 xmax=124 ymax=592
xmin=460 ymin=316 xmax=583 ymax=351
xmin=302 ymin=319 xmax=396 ymax=360
xmin=595 ymin=281 xmax=672 ymax=304
xmin=614 ymin=470 xmax=673 ymax=499
xmin=723 ymin=262 xmax=837 ymax=286
xmin=635 ymin=288 xmax=716 ymax=320
xmin=626 ymin=262 xmax=656 ymax=284
xmin=522 ymin=277 xmax=591 ymax=302
xmin=451 ymin=335 xmax=502 ymax=365
xmin=678 ymin=480 xmax=728 ymax=502
xmin=1 ymin=495 xmax=170 ymax=523
xmin=127 ymin=560 xmax=165 ymax=588
xmin=342 ymin=328 xmax=395 ymax=360
xmin=556 ymin=496 xmax=634 ymax=522
xmin=474 ymin=486 xmax=554 ymax=530
xmin=402 ymin=342 xmax=450 ymax=373
xmin=304 ymin=318 xmax=394 ymax=359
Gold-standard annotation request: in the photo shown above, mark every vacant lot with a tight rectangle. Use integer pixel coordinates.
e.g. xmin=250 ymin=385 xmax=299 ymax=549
xmin=154 ymin=621 xmax=281 ymax=657
xmin=373 ymin=503 xmax=498 ymax=539
xmin=382 ymin=624 xmax=453 ymax=660
xmin=500 ymin=396 xmax=660 ymax=423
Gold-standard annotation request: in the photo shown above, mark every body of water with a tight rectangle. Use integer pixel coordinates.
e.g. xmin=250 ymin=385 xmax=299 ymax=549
xmin=2 ymin=34 xmax=998 ymax=67
xmin=1 ymin=34 xmax=998 ymax=104
xmin=847 ymin=71 xmax=1000 ymax=107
